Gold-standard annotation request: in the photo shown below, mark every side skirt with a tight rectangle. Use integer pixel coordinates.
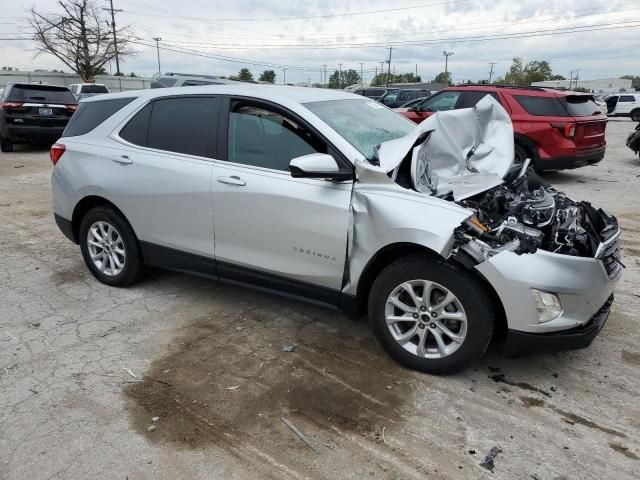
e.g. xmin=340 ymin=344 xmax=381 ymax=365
xmin=140 ymin=241 xmax=351 ymax=313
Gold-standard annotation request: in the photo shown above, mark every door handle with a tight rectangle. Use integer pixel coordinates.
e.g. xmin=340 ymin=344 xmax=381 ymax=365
xmin=217 ymin=175 xmax=246 ymax=186
xmin=111 ymin=155 xmax=133 ymax=165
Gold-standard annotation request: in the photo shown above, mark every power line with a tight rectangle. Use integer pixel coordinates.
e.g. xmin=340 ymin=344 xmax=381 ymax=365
xmin=122 ymin=0 xmax=472 ymax=22
xmin=137 ymin=19 xmax=640 ymax=50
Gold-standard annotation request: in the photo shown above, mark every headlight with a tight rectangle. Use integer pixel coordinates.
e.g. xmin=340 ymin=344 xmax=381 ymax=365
xmin=530 ymin=289 xmax=562 ymax=323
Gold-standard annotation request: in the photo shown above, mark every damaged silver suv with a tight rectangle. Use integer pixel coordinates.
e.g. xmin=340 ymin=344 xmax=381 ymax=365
xmin=51 ymin=86 xmax=622 ymax=374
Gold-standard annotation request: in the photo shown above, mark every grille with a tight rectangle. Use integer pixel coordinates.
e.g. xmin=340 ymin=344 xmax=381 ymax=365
xmin=600 ymin=238 xmax=622 ymax=280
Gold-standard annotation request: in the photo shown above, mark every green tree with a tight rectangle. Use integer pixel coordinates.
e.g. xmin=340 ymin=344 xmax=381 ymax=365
xmin=128 ymin=72 xmax=137 ymax=77
xmin=370 ymin=72 xmax=422 ymax=86
xmin=328 ymin=69 xmax=360 ymax=89
xmin=434 ymin=71 xmax=452 ymax=85
xmin=524 ymin=60 xmax=553 ymax=84
xmin=550 ymin=74 xmax=566 ymax=80
xmin=258 ymin=69 xmax=276 ymax=83
xmin=504 ymin=57 xmax=525 ymax=85
xmin=236 ymin=68 xmax=254 ymax=82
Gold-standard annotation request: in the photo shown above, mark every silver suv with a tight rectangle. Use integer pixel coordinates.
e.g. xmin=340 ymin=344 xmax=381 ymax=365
xmin=51 ymin=85 xmax=621 ymax=374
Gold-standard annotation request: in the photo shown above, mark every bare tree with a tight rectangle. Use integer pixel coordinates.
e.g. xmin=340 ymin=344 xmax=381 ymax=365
xmin=28 ymin=0 xmax=135 ymax=82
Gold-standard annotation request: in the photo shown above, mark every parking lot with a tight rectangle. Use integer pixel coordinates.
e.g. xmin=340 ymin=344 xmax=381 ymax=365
xmin=0 ymin=119 xmax=639 ymax=479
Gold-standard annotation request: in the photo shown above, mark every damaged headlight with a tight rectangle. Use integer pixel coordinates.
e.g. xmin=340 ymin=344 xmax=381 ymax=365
xmin=530 ymin=289 xmax=562 ymax=323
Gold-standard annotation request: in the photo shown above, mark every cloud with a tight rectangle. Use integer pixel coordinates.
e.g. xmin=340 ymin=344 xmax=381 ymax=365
xmin=2 ymin=0 xmax=639 ymax=83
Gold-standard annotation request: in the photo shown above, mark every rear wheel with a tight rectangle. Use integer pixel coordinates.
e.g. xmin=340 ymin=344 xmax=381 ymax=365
xmin=514 ymin=143 xmax=528 ymax=165
xmin=79 ymin=206 xmax=145 ymax=286
xmin=368 ymin=256 xmax=495 ymax=374
xmin=631 ymin=109 xmax=640 ymax=122
xmin=0 ymin=134 xmax=13 ymax=153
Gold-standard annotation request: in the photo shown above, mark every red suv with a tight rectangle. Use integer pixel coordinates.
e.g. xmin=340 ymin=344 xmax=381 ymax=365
xmin=396 ymin=85 xmax=607 ymax=171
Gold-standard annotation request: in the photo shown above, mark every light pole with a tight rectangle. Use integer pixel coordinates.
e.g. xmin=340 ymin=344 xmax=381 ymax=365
xmin=322 ymin=64 xmax=327 ymax=87
xmin=386 ymin=47 xmax=393 ymax=87
xmin=443 ymin=51 xmax=454 ymax=85
xmin=338 ymin=63 xmax=343 ymax=89
xmin=153 ymin=37 xmax=162 ymax=75
xmin=359 ymin=62 xmax=364 ymax=86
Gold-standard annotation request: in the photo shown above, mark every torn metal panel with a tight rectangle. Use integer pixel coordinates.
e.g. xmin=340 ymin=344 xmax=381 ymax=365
xmin=342 ymin=158 xmax=472 ymax=296
xmin=377 ymin=95 xmax=514 ymax=200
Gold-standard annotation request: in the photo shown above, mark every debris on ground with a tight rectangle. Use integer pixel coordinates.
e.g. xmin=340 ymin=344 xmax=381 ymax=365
xmin=147 ymin=425 xmax=156 ymax=432
xmin=225 ymin=385 xmax=240 ymax=390
xmin=281 ymin=344 xmax=296 ymax=352
xmin=151 ymin=417 xmax=159 ymax=422
xmin=281 ymin=417 xmax=318 ymax=453
xmin=479 ymin=446 xmax=501 ymax=472
xmin=123 ymin=368 xmax=138 ymax=379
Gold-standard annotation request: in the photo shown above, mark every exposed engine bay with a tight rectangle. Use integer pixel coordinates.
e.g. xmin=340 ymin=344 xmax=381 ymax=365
xmin=454 ymin=160 xmax=620 ymax=264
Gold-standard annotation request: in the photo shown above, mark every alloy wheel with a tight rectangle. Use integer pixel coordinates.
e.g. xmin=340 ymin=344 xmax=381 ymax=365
xmin=385 ymin=279 xmax=468 ymax=359
xmin=86 ymin=221 xmax=126 ymax=276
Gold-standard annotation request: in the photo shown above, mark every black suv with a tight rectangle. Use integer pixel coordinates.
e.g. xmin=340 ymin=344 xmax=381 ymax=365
xmin=379 ymin=89 xmax=431 ymax=108
xmin=0 ymin=83 xmax=78 ymax=152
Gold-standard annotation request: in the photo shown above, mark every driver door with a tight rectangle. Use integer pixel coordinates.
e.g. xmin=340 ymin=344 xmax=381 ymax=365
xmin=210 ymin=98 xmax=353 ymax=299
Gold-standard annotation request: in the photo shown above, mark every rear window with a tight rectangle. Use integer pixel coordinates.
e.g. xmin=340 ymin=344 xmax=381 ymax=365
xmin=80 ymin=84 xmax=109 ymax=94
xmin=560 ymin=96 xmax=603 ymax=117
xmin=514 ymin=95 xmax=568 ymax=116
xmin=8 ymin=85 xmax=76 ymax=104
xmin=63 ymin=98 xmax=135 ymax=137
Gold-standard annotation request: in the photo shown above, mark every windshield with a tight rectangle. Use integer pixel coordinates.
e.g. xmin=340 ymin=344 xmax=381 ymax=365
xmin=304 ymin=99 xmax=415 ymax=160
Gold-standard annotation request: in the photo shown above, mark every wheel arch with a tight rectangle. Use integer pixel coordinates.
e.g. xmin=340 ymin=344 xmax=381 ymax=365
xmin=513 ymin=133 xmax=539 ymax=162
xmin=351 ymin=244 xmax=508 ymax=344
xmin=71 ymin=196 xmax=134 ymax=243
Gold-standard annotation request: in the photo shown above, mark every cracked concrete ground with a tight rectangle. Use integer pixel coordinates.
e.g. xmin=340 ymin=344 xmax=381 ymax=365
xmin=1 ymin=119 xmax=639 ymax=480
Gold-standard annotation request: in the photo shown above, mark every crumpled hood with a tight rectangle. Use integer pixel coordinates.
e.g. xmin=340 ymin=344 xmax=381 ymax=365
xmin=377 ymin=95 xmax=515 ymax=200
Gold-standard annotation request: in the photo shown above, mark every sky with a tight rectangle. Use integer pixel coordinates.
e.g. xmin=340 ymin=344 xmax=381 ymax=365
xmin=1 ymin=0 xmax=639 ymax=85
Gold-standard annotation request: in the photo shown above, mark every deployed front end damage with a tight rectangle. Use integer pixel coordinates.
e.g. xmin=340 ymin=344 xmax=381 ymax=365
xmin=351 ymin=96 xmax=622 ymax=355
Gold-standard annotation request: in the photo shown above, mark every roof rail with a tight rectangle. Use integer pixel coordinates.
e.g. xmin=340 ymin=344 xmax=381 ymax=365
xmin=164 ymin=72 xmax=226 ymax=80
xmin=456 ymin=83 xmax=547 ymax=91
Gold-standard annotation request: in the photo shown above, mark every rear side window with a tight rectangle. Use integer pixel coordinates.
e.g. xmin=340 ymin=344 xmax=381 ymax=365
xmin=80 ymin=84 xmax=109 ymax=94
xmin=457 ymin=91 xmax=500 ymax=109
xmin=561 ymin=96 xmax=603 ymax=117
xmin=120 ymin=103 xmax=152 ymax=145
xmin=8 ymin=85 xmax=76 ymax=104
xmin=120 ymin=97 xmax=220 ymax=157
xmin=63 ymin=98 xmax=135 ymax=137
xmin=514 ymin=95 xmax=567 ymax=116
xmin=619 ymin=95 xmax=636 ymax=102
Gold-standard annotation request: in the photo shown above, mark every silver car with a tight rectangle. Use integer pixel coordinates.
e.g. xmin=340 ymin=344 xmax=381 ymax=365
xmin=50 ymin=86 xmax=621 ymax=374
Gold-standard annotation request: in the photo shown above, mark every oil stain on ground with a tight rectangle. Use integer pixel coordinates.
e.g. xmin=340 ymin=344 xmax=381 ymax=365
xmin=124 ymin=304 xmax=419 ymax=478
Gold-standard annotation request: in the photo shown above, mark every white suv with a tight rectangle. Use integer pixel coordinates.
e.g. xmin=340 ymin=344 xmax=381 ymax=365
xmin=50 ymin=85 xmax=621 ymax=373
xmin=605 ymin=93 xmax=640 ymax=121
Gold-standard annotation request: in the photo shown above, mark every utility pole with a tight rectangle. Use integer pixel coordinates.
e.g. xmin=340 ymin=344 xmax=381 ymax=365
xmin=415 ymin=63 xmax=418 ymax=80
xmin=488 ymin=61 xmax=497 ymax=83
xmin=569 ymin=70 xmax=574 ymax=90
xmin=103 ymin=0 xmax=123 ymax=76
xmin=283 ymin=67 xmax=287 ymax=85
xmin=359 ymin=62 xmax=364 ymax=86
xmin=322 ymin=64 xmax=327 ymax=87
xmin=574 ymin=68 xmax=580 ymax=90
xmin=443 ymin=51 xmax=454 ymax=85
xmin=338 ymin=63 xmax=343 ymax=89
xmin=386 ymin=47 xmax=393 ymax=87
xmin=153 ymin=37 xmax=162 ymax=75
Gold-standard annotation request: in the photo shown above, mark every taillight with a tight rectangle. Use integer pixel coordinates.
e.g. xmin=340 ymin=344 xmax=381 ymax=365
xmin=65 ymin=104 xmax=78 ymax=112
xmin=1 ymin=101 xmax=24 ymax=109
xmin=550 ymin=122 xmax=576 ymax=139
xmin=50 ymin=143 xmax=66 ymax=166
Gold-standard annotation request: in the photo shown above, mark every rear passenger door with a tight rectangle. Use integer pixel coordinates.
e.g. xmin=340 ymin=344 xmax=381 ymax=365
xmin=104 ymin=95 xmax=219 ymax=259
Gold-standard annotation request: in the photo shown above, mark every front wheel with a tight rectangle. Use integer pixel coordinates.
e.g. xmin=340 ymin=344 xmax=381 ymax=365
xmin=631 ymin=109 xmax=640 ymax=122
xmin=368 ymin=256 xmax=495 ymax=374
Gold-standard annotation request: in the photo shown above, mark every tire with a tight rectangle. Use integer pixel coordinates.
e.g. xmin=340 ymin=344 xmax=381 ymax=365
xmin=0 ymin=134 xmax=13 ymax=153
xmin=368 ymin=256 xmax=495 ymax=375
xmin=631 ymin=109 xmax=640 ymax=122
xmin=514 ymin=143 xmax=528 ymax=165
xmin=79 ymin=206 xmax=145 ymax=286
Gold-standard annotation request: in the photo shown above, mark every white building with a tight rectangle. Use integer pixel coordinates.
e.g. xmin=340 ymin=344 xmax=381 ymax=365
xmin=532 ymin=78 xmax=633 ymax=94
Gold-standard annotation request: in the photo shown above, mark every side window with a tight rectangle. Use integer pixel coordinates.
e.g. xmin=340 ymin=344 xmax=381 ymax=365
xmin=120 ymin=103 xmax=152 ymax=146
xmin=619 ymin=95 xmax=635 ymax=102
xmin=399 ymin=91 xmax=410 ymax=101
xmin=227 ymin=102 xmax=323 ymax=171
xmin=146 ymin=97 xmax=220 ymax=157
xmin=457 ymin=91 xmax=500 ymax=108
xmin=63 ymin=98 xmax=135 ymax=137
xmin=514 ymin=95 xmax=568 ymax=116
xmin=420 ymin=91 xmax=461 ymax=112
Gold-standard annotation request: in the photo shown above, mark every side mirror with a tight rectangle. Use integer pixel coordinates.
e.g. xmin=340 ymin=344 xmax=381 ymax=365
xmin=289 ymin=153 xmax=352 ymax=181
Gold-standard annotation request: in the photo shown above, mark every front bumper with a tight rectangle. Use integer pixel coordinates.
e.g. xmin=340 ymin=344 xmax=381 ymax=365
xmin=501 ymin=294 xmax=613 ymax=357
xmin=476 ymin=243 xmax=620 ymax=335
